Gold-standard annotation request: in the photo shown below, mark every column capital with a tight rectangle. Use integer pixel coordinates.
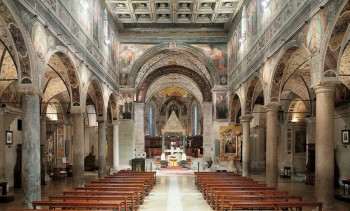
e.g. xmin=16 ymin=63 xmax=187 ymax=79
xmin=70 ymin=107 xmax=85 ymax=115
xmin=97 ymin=117 xmax=106 ymax=123
xmin=112 ymin=120 xmax=120 ymax=125
xmin=240 ymin=114 xmax=254 ymax=122
xmin=263 ymin=103 xmax=280 ymax=112
xmin=313 ymin=82 xmax=337 ymax=95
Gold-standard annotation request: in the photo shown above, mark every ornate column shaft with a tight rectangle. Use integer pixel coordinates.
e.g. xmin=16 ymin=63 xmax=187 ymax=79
xmin=240 ymin=115 xmax=253 ymax=178
xmin=72 ymin=111 xmax=85 ymax=187
xmin=112 ymin=121 xmax=119 ymax=169
xmin=98 ymin=120 xmax=107 ymax=177
xmin=202 ymin=102 xmax=213 ymax=158
xmin=22 ymin=94 xmax=41 ymax=208
xmin=264 ymin=103 xmax=280 ymax=188
xmin=314 ymin=84 xmax=336 ymax=208
xmin=134 ymin=103 xmax=145 ymax=154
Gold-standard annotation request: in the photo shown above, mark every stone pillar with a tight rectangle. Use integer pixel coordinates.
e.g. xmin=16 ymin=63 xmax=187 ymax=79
xmin=256 ymin=126 xmax=266 ymax=167
xmin=22 ymin=94 xmax=41 ymax=208
xmin=306 ymin=117 xmax=316 ymax=145
xmin=314 ymin=84 xmax=336 ymax=208
xmin=240 ymin=115 xmax=253 ymax=178
xmin=40 ymin=118 xmax=46 ymax=145
xmin=162 ymin=134 xmax=165 ymax=151
xmin=134 ymin=103 xmax=145 ymax=154
xmin=98 ymin=120 xmax=107 ymax=177
xmin=65 ymin=122 xmax=73 ymax=164
xmin=0 ymin=109 xmax=6 ymax=182
xmin=264 ymin=103 xmax=280 ymax=188
xmin=72 ymin=111 xmax=85 ymax=187
xmin=202 ymin=102 xmax=213 ymax=158
xmin=112 ymin=121 xmax=119 ymax=169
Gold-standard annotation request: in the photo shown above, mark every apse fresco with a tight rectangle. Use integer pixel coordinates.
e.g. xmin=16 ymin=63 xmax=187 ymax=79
xmin=192 ymin=44 xmax=228 ymax=73
xmin=119 ymin=44 xmax=154 ymax=72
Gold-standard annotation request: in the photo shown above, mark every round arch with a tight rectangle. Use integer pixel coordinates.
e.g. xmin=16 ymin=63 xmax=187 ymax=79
xmin=128 ymin=43 xmax=220 ymax=86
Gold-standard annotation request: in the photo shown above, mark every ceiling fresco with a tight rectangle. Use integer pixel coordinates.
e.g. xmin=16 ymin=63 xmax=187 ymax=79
xmin=105 ymin=0 xmax=243 ymax=32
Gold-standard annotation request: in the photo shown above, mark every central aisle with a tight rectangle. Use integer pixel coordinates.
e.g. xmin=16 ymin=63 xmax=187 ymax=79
xmin=139 ymin=172 xmax=212 ymax=211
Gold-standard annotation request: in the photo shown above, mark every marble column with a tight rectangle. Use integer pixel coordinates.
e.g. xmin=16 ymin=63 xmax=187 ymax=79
xmin=202 ymin=102 xmax=213 ymax=158
xmin=162 ymin=134 xmax=165 ymax=151
xmin=112 ymin=121 xmax=119 ymax=169
xmin=98 ymin=120 xmax=107 ymax=177
xmin=134 ymin=103 xmax=145 ymax=154
xmin=65 ymin=122 xmax=73 ymax=164
xmin=40 ymin=117 xmax=47 ymax=183
xmin=264 ymin=103 xmax=280 ymax=188
xmin=240 ymin=115 xmax=253 ymax=178
xmin=0 ymin=109 xmax=6 ymax=182
xmin=314 ymin=84 xmax=336 ymax=208
xmin=22 ymin=94 xmax=41 ymax=208
xmin=72 ymin=112 xmax=85 ymax=187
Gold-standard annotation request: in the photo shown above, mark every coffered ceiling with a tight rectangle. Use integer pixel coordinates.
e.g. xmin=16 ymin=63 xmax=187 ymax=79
xmin=105 ymin=0 xmax=243 ymax=33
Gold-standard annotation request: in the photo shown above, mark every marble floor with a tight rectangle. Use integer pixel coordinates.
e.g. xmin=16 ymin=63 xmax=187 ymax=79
xmin=1 ymin=170 xmax=349 ymax=211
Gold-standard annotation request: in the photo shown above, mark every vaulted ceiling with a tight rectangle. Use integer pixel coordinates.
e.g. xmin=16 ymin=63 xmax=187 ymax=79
xmin=105 ymin=0 xmax=243 ymax=33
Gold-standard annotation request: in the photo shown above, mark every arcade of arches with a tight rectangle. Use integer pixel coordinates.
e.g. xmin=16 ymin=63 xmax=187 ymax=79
xmin=1 ymin=0 xmax=350 ymax=209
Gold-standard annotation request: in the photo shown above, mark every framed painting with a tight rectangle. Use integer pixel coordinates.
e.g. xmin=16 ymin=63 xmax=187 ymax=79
xmin=342 ymin=130 xmax=350 ymax=144
xmin=6 ymin=131 xmax=13 ymax=145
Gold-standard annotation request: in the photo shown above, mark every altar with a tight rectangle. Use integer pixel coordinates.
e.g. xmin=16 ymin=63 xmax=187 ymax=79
xmin=160 ymin=111 xmax=187 ymax=167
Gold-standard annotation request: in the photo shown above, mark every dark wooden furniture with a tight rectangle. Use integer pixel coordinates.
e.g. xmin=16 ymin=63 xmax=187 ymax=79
xmin=132 ymin=158 xmax=145 ymax=172
xmin=306 ymin=143 xmax=315 ymax=185
xmin=84 ymin=153 xmax=97 ymax=171
xmin=341 ymin=178 xmax=350 ymax=195
xmin=0 ymin=181 xmax=14 ymax=203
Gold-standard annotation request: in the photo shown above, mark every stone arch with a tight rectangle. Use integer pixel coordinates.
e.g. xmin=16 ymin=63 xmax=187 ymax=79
xmin=43 ymin=49 xmax=81 ymax=107
xmin=145 ymin=74 xmax=204 ymax=104
xmin=230 ymin=93 xmax=242 ymax=124
xmin=245 ymin=74 xmax=264 ymax=114
xmin=107 ymin=93 xmax=118 ymax=121
xmin=320 ymin=1 xmax=350 ymax=78
xmin=269 ymin=41 xmax=311 ymax=103
xmin=136 ymin=65 xmax=212 ymax=102
xmin=86 ymin=77 xmax=105 ymax=118
xmin=129 ymin=43 xmax=220 ymax=86
xmin=0 ymin=1 xmax=38 ymax=86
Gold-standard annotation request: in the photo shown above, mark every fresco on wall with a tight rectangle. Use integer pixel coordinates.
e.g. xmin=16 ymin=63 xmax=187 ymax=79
xmin=57 ymin=126 xmax=64 ymax=158
xmin=32 ymin=23 xmax=48 ymax=61
xmin=219 ymin=126 xmax=242 ymax=161
xmin=46 ymin=131 xmax=54 ymax=169
xmin=192 ymin=44 xmax=228 ymax=73
xmin=246 ymin=0 xmax=257 ymax=40
xmin=120 ymin=73 xmax=128 ymax=85
xmin=78 ymin=0 xmax=92 ymax=36
xmin=216 ymin=93 xmax=228 ymax=119
xmin=93 ymin=0 xmax=100 ymax=45
xmin=230 ymin=33 xmax=238 ymax=68
xmin=119 ymin=44 xmax=154 ymax=72
xmin=118 ymin=92 xmax=133 ymax=119
xmin=306 ymin=13 xmax=325 ymax=54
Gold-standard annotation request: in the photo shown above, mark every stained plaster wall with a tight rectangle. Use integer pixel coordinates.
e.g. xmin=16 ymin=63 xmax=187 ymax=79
xmin=119 ymin=120 xmax=134 ymax=166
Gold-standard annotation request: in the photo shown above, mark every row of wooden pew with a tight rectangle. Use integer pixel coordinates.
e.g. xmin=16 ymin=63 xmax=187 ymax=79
xmin=195 ymin=172 xmax=323 ymax=211
xmin=14 ymin=171 xmax=156 ymax=211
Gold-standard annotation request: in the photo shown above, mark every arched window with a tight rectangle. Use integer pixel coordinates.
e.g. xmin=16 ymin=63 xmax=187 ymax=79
xmin=149 ymin=104 xmax=153 ymax=137
xmin=194 ymin=104 xmax=198 ymax=136
xmin=168 ymin=104 xmax=179 ymax=117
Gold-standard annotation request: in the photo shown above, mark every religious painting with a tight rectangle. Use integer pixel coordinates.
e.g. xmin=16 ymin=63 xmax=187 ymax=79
xmin=219 ymin=126 xmax=242 ymax=161
xmin=120 ymin=72 xmax=128 ymax=86
xmin=93 ymin=0 xmax=100 ymax=45
xmin=32 ymin=23 xmax=48 ymax=61
xmin=119 ymin=44 xmax=154 ymax=72
xmin=78 ymin=0 xmax=92 ymax=36
xmin=247 ymin=0 xmax=257 ymax=40
xmin=216 ymin=93 xmax=228 ymax=119
xmin=306 ymin=13 xmax=324 ymax=54
xmin=57 ymin=126 xmax=64 ymax=158
xmin=220 ymin=74 xmax=227 ymax=85
xmin=46 ymin=131 xmax=54 ymax=169
xmin=192 ymin=44 xmax=228 ymax=73
xmin=118 ymin=92 xmax=133 ymax=119
xmin=230 ymin=32 xmax=238 ymax=68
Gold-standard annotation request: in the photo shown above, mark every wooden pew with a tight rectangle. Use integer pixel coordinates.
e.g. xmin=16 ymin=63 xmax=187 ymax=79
xmin=93 ymin=178 xmax=153 ymax=191
xmin=113 ymin=171 xmax=156 ymax=184
xmin=216 ymin=194 xmax=303 ymax=211
xmin=74 ymin=186 xmax=145 ymax=204
xmin=32 ymin=200 xmax=125 ymax=210
xmin=12 ymin=209 xmax=112 ymax=211
xmin=63 ymin=190 xmax=139 ymax=208
xmin=209 ymin=190 xmax=288 ymax=208
xmin=229 ymin=201 xmax=323 ymax=211
xmin=48 ymin=195 xmax=134 ymax=210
